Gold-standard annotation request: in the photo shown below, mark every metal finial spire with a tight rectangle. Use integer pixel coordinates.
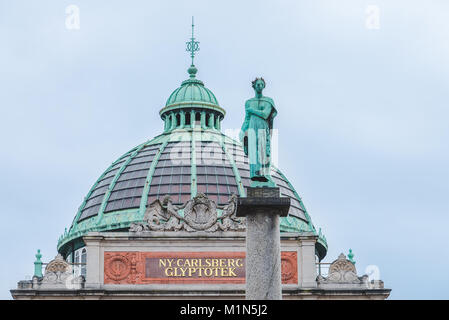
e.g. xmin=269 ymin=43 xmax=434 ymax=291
xmin=186 ymin=16 xmax=200 ymax=67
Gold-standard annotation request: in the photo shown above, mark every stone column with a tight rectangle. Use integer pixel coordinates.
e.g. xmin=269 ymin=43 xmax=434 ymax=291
xmin=200 ymin=111 xmax=206 ymax=129
xmin=236 ymin=187 xmax=290 ymax=300
xmin=190 ymin=110 xmax=196 ymax=129
xmin=299 ymin=237 xmax=318 ymax=288
xmin=209 ymin=113 xmax=215 ymax=129
xmin=180 ymin=111 xmax=186 ymax=128
xmin=170 ymin=112 xmax=176 ymax=130
xmin=163 ymin=115 xmax=170 ymax=132
xmin=83 ymin=234 xmax=103 ymax=289
xmin=215 ymin=115 xmax=220 ymax=130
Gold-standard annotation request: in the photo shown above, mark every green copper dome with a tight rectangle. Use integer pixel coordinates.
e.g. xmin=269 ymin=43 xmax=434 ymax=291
xmin=160 ymin=66 xmax=225 ymax=120
xmin=166 ymin=78 xmax=219 ymax=107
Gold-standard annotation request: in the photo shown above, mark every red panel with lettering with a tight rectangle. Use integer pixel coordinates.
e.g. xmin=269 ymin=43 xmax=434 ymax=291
xmin=104 ymin=251 xmax=298 ymax=285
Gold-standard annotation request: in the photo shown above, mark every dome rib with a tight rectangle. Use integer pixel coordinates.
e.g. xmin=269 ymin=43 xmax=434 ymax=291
xmin=213 ymin=134 xmax=246 ymax=197
xmin=273 ymin=167 xmax=316 ymax=231
xmin=203 ymin=84 xmax=214 ymax=103
xmin=190 ymin=130 xmax=198 ymax=198
xmin=71 ymin=145 xmax=144 ymax=230
xmin=182 ymin=84 xmax=189 ymax=101
xmin=197 ymin=83 xmax=204 ymax=101
xmin=95 ymin=144 xmax=148 ymax=225
xmin=138 ymin=141 xmax=169 ymax=217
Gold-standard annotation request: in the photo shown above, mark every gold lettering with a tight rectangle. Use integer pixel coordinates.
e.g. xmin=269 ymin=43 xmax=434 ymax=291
xmin=236 ymin=259 xmax=243 ymax=267
xmin=204 ymin=268 xmax=213 ymax=277
xmin=188 ymin=268 xmax=196 ymax=277
xmin=159 ymin=256 xmax=243 ymax=278
xmin=164 ymin=267 xmax=173 ymax=276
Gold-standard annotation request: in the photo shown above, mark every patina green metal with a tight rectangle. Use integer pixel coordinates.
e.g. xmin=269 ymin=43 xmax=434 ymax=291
xmin=348 ymin=249 xmax=356 ymax=265
xmin=186 ymin=16 xmax=199 ymax=67
xmin=190 ymin=129 xmax=198 ymax=198
xmin=240 ymin=78 xmax=277 ymax=187
xmin=34 ymin=249 xmax=43 ymax=278
xmin=162 ymin=85 xmax=222 ymax=112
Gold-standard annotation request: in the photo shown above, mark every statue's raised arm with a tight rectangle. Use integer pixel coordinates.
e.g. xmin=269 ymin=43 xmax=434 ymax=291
xmin=240 ymin=78 xmax=277 ymax=187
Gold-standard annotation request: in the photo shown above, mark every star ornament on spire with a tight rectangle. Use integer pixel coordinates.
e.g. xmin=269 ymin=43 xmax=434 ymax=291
xmin=186 ymin=16 xmax=200 ymax=66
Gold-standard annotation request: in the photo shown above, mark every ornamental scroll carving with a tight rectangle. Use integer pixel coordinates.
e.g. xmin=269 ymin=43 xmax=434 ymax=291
xmin=40 ymin=254 xmax=84 ymax=289
xmin=130 ymin=193 xmax=245 ymax=233
xmin=318 ymin=253 xmax=362 ymax=284
xmin=45 ymin=254 xmax=71 ymax=273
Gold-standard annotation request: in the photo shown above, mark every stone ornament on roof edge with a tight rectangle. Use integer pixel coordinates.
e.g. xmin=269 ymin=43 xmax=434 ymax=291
xmin=317 ymin=253 xmax=385 ymax=289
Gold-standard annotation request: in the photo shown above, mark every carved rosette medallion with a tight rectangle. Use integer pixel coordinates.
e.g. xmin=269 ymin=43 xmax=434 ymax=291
xmin=280 ymin=252 xmax=298 ymax=284
xmin=105 ymin=255 xmax=131 ymax=281
xmin=104 ymin=252 xmax=140 ymax=284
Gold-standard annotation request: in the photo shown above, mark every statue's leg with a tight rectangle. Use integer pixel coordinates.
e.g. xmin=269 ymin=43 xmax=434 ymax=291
xmin=258 ymin=128 xmax=268 ymax=177
xmin=248 ymin=127 xmax=257 ymax=178
xmin=249 ymin=128 xmax=268 ymax=182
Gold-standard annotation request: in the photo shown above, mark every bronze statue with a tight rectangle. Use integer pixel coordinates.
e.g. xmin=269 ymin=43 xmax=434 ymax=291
xmin=240 ymin=78 xmax=277 ymax=187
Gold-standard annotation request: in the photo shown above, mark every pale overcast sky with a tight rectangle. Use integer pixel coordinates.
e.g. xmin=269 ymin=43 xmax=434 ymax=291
xmin=0 ymin=0 xmax=448 ymax=299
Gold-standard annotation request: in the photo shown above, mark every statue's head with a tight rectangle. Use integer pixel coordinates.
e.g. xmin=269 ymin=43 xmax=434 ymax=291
xmin=252 ymin=77 xmax=266 ymax=94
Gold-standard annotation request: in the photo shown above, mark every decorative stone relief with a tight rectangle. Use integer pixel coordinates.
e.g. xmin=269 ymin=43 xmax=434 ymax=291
xmin=104 ymin=252 xmax=141 ymax=284
xmin=280 ymin=252 xmax=298 ymax=284
xmin=45 ymin=254 xmax=70 ymax=273
xmin=130 ymin=193 xmax=245 ymax=233
xmin=39 ymin=254 xmax=84 ymax=289
xmin=317 ymin=253 xmax=384 ymax=289
xmin=326 ymin=253 xmax=360 ymax=283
